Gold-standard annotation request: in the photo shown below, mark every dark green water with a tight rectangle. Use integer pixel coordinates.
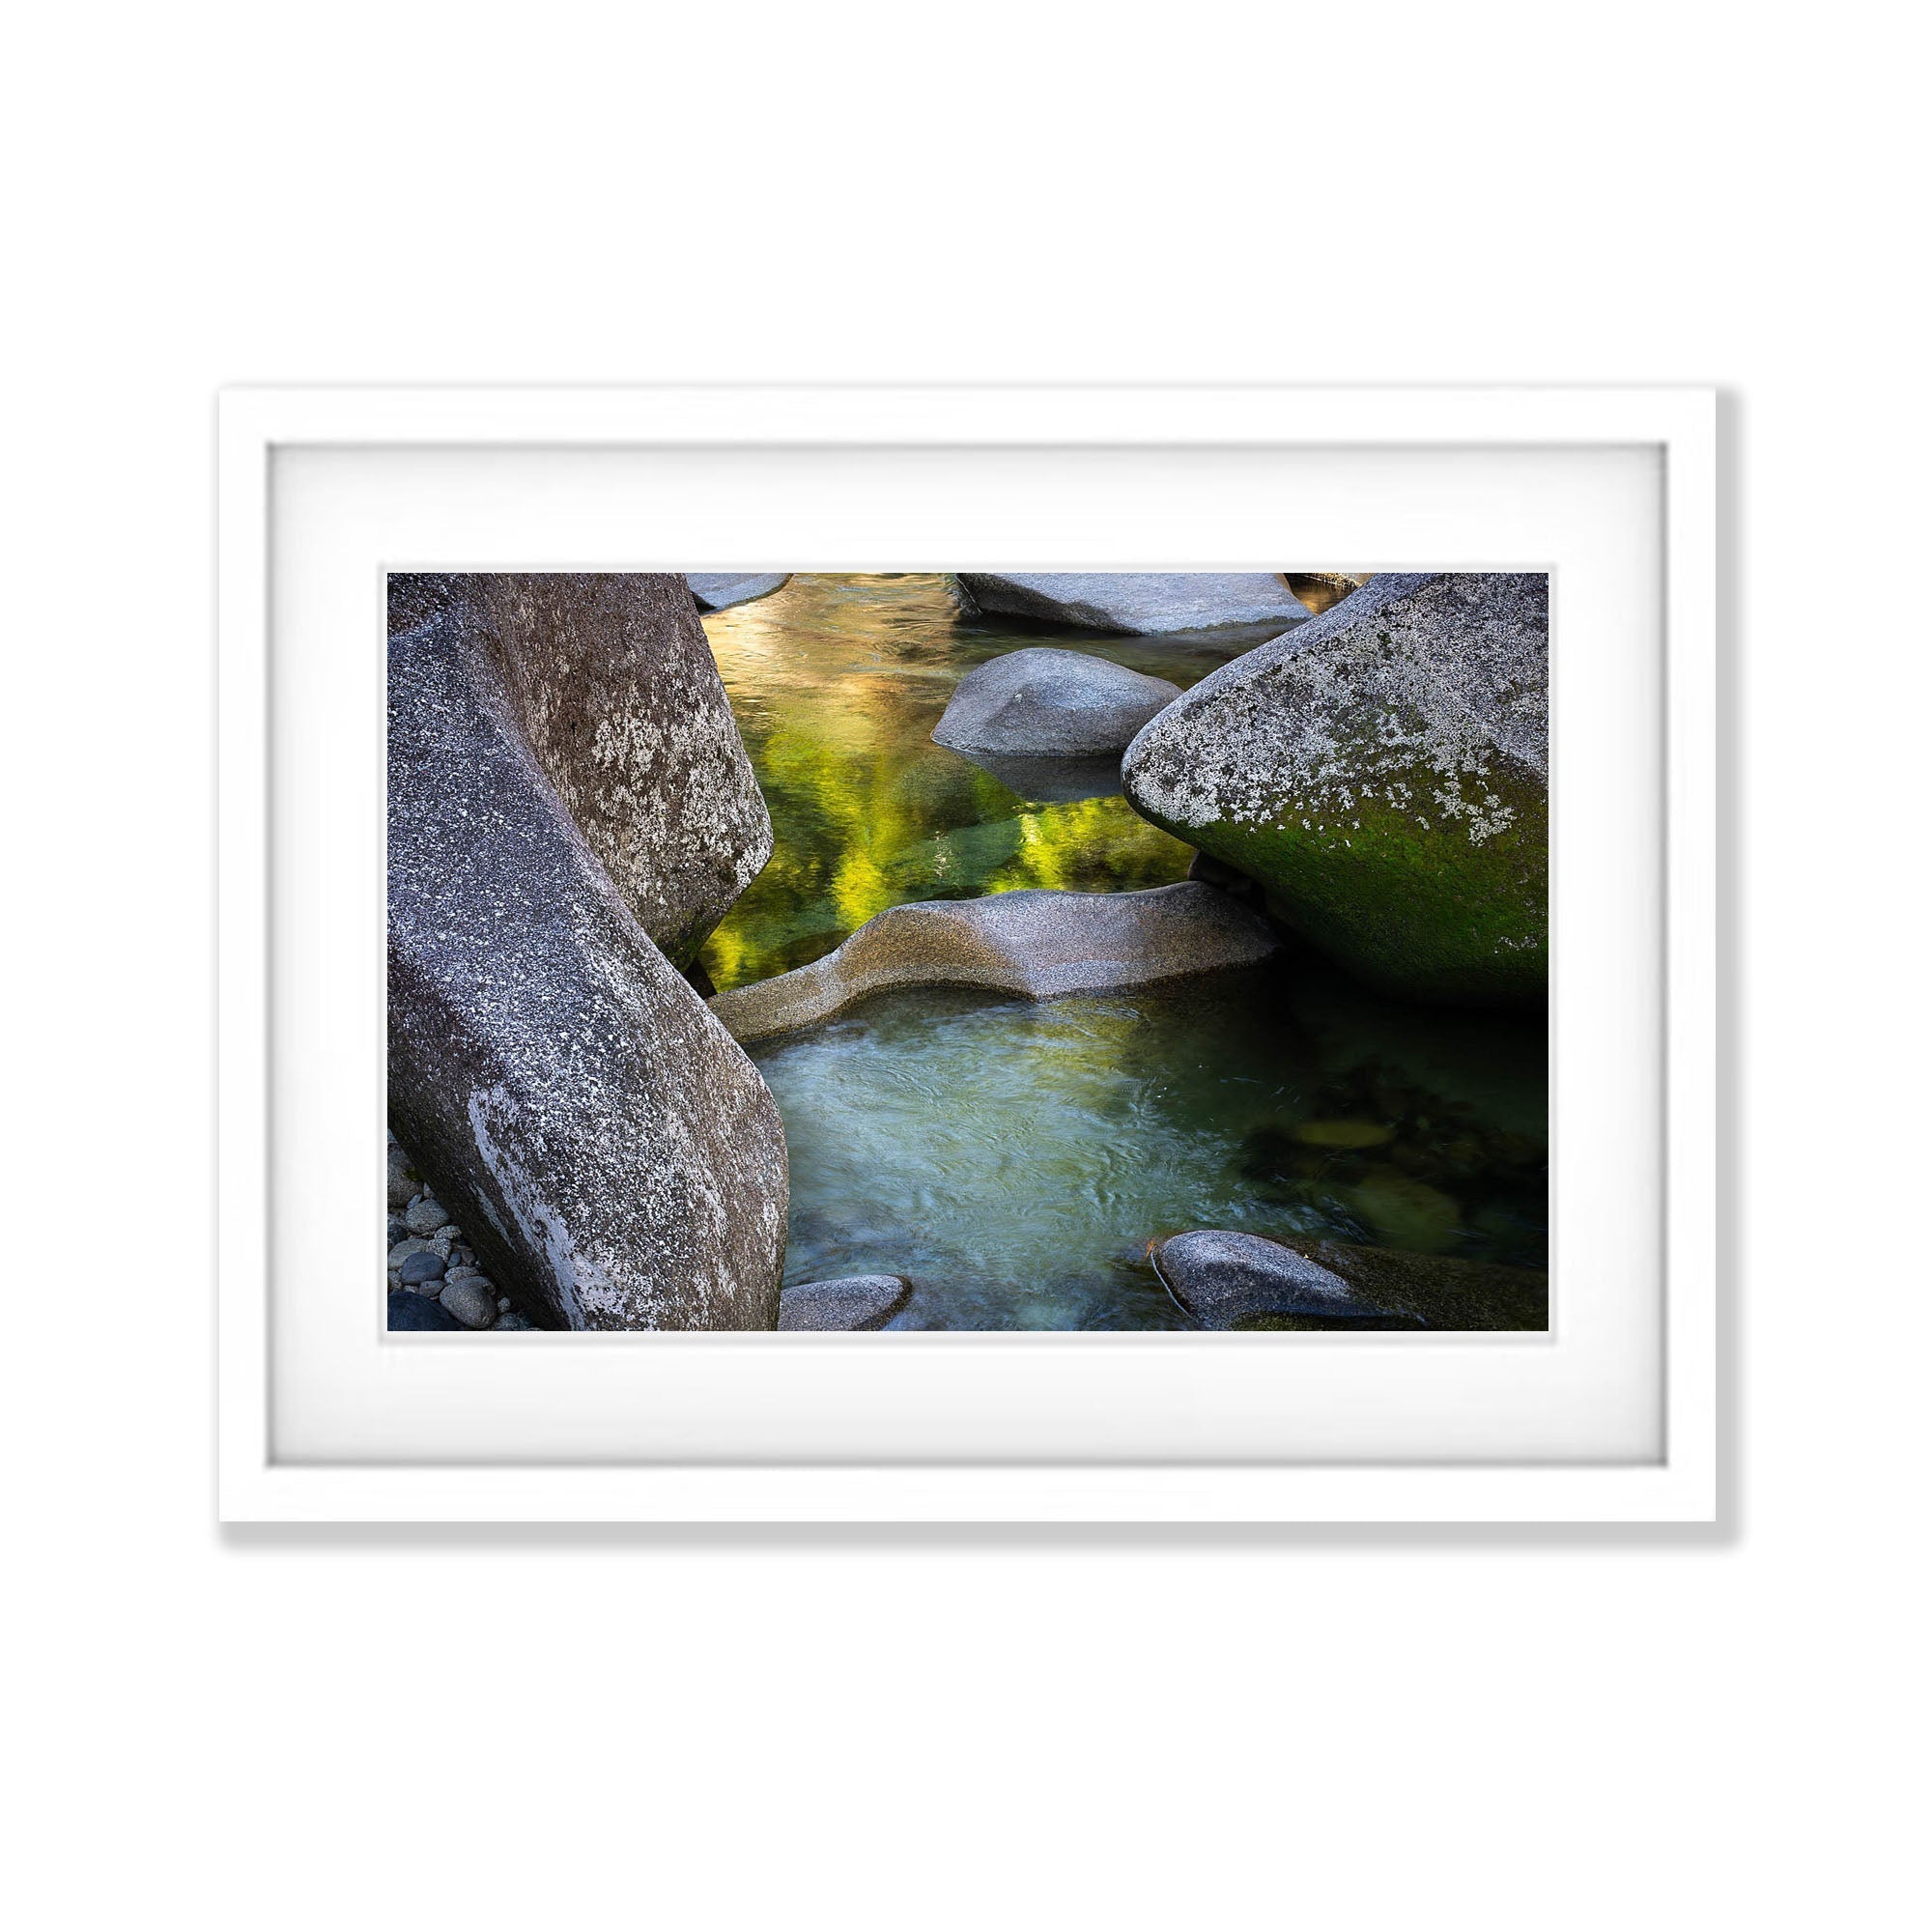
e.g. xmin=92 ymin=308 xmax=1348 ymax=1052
xmin=702 ymin=574 xmax=1548 ymax=1330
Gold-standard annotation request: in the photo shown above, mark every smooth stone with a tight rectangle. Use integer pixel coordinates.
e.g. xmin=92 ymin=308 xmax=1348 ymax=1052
xmin=403 ymin=1197 xmax=450 ymax=1236
xmin=493 ymin=1311 xmax=533 ymax=1330
xmin=945 ymin=748 xmax=1124 ymax=804
xmin=687 ymin=573 xmax=791 ymax=613
xmin=386 ymin=1214 xmax=409 ymax=1247
xmin=1228 ymin=1236 xmax=1548 ymax=1332
xmin=1152 ymin=1230 xmax=1412 ymax=1327
xmin=387 ymin=1288 xmax=463 ymax=1332
xmin=1123 ymin=573 xmax=1548 ymax=1005
xmin=439 ymin=1277 xmax=499 ymax=1329
xmin=777 ymin=1275 xmax=914 ymax=1331
xmin=708 ymin=883 xmax=1282 ymax=1044
xmin=954 ymin=573 xmax=1313 ymax=635
xmin=387 ymin=575 xmax=788 ymax=1330
xmin=931 ymin=647 xmax=1180 ymax=756
xmin=386 ymin=1237 xmax=436 ymax=1267
xmin=398 ymin=1250 xmax=446 ymax=1286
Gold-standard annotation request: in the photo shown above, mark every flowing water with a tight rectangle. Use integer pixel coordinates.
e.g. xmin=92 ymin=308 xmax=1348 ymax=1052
xmin=700 ymin=575 xmax=1548 ymax=1329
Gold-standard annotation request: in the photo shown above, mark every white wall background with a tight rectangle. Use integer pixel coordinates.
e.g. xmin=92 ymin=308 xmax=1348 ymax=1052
xmin=5 ymin=5 xmax=1922 ymax=1928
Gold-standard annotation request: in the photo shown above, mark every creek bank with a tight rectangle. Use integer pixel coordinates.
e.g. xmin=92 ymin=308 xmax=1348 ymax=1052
xmin=1122 ymin=572 xmax=1548 ymax=1006
xmin=708 ymin=882 xmax=1283 ymax=1044
xmin=954 ymin=573 xmax=1312 ymax=634
xmin=931 ymin=646 xmax=1180 ymax=756
xmin=387 ymin=574 xmax=787 ymax=1331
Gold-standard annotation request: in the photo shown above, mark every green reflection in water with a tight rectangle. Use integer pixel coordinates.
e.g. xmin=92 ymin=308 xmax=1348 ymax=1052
xmin=696 ymin=574 xmax=1273 ymax=990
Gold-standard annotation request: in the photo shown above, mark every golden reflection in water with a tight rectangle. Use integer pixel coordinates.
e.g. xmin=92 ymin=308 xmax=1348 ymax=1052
xmin=698 ymin=574 xmax=1230 ymax=990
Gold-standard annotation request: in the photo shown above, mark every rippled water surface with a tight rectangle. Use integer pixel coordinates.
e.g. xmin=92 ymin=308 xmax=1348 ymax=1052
xmin=754 ymin=957 xmax=1548 ymax=1329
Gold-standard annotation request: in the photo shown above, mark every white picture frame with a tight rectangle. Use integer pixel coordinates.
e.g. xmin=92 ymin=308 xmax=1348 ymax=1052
xmin=217 ymin=384 xmax=1717 ymax=1523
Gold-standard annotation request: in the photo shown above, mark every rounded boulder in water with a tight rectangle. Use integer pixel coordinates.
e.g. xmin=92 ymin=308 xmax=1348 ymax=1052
xmin=932 ymin=648 xmax=1181 ymax=757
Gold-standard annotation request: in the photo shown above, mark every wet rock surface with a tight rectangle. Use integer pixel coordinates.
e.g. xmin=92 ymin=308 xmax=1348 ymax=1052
xmin=389 ymin=573 xmax=771 ymax=969
xmin=776 ymin=1274 xmax=914 ymax=1331
xmin=1122 ymin=573 xmax=1548 ymax=1005
xmin=1226 ymin=1236 xmax=1548 ymax=1331
xmin=387 ymin=594 xmax=789 ymax=1331
xmin=931 ymin=646 xmax=1180 ymax=756
xmin=687 ymin=573 xmax=791 ymax=612
xmin=708 ymin=882 xmax=1284 ymax=1044
xmin=1151 ymin=1229 xmax=1418 ymax=1327
xmin=954 ymin=573 xmax=1312 ymax=635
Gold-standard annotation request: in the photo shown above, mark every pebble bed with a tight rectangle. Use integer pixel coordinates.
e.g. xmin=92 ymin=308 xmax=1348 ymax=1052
xmin=385 ymin=1129 xmax=533 ymax=1330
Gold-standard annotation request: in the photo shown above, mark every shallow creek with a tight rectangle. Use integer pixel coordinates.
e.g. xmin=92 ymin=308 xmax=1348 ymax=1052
xmin=700 ymin=575 xmax=1548 ymax=1329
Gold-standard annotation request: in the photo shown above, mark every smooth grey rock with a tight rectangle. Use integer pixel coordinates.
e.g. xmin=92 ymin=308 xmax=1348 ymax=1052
xmin=403 ymin=1196 xmax=450 ymax=1236
xmin=777 ymin=1275 xmax=914 ymax=1331
xmin=709 ymin=883 xmax=1282 ymax=1044
xmin=493 ymin=1311 xmax=533 ymax=1330
xmin=1122 ymin=573 xmax=1548 ymax=1005
xmin=932 ymin=647 xmax=1180 ymax=756
xmin=398 ymin=1250 xmax=446 ymax=1287
xmin=687 ymin=573 xmax=791 ymax=613
xmin=388 ymin=1289 xmax=463 ymax=1332
xmin=439 ymin=1277 xmax=500 ymax=1329
xmin=386 ymin=1159 xmax=418 ymax=1209
xmin=1152 ymin=1231 xmax=1407 ymax=1327
xmin=386 ymin=1214 xmax=409 ymax=1248
xmin=386 ymin=1237 xmax=436 ymax=1267
xmin=388 ymin=579 xmax=788 ymax=1331
xmin=955 ymin=573 xmax=1312 ymax=635
xmin=388 ymin=573 xmax=771 ymax=968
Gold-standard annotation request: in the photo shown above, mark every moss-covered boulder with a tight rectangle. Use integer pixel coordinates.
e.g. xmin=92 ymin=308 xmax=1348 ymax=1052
xmin=1121 ymin=574 xmax=1548 ymax=1006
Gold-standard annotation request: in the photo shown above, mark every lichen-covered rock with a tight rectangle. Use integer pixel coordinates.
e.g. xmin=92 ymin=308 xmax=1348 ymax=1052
xmin=1151 ymin=1231 xmax=1418 ymax=1327
xmin=931 ymin=647 xmax=1180 ymax=756
xmin=388 ymin=574 xmax=771 ymax=968
xmin=954 ymin=573 xmax=1312 ymax=635
xmin=388 ymin=590 xmax=788 ymax=1331
xmin=776 ymin=1275 xmax=914 ymax=1331
xmin=708 ymin=883 xmax=1282 ymax=1044
xmin=1122 ymin=573 xmax=1548 ymax=1005
xmin=687 ymin=573 xmax=791 ymax=613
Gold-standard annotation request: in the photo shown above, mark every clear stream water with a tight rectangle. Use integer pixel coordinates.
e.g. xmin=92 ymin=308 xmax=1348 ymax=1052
xmin=698 ymin=575 xmax=1548 ymax=1330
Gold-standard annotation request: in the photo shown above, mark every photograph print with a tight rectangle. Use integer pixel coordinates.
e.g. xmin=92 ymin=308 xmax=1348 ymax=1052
xmin=386 ymin=569 xmax=1548 ymax=1333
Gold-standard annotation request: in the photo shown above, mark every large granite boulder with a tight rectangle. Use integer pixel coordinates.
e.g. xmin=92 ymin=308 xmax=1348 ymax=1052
xmin=388 ymin=574 xmax=771 ymax=968
xmin=1122 ymin=573 xmax=1548 ymax=1005
xmin=932 ymin=647 xmax=1179 ymax=757
xmin=388 ymin=584 xmax=788 ymax=1331
xmin=954 ymin=573 xmax=1312 ymax=635
xmin=708 ymin=882 xmax=1282 ymax=1044
xmin=688 ymin=573 xmax=791 ymax=613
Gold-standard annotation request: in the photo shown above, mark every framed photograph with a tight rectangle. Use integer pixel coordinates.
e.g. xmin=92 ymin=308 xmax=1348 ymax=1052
xmin=217 ymin=384 xmax=1716 ymax=1522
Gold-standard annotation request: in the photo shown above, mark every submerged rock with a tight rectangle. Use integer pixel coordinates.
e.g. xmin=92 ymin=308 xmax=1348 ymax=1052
xmin=932 ymin=647 xmax=1180 ymax=756
xmin=1151 ymin=1230 xmax=1416 ymax=1327
xmin=1122 ymin=573 xmax=1548 ymax=1006
xmin=946 ymin=748 xmax=1125 ymax=805
xmin=387 ymin=585 xmax=788 ymax=1331
xmin=688 ymin=573 xmax=791 ymax=613
xmin=776 ymin=1275 xmax=914 ymax=1331
xmin=707 ymin=882 xmax=1283 ymax=1044
xmin=954 ymin=573 xmax=1312 ymax=635
xmin=388 ymin=573 xmax=771 ymax=968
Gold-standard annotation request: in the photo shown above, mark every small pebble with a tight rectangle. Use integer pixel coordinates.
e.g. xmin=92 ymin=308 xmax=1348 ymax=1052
xmin=439 ymin=1277 xmax=498 ymax=1329
xmin=497 ymin=1297 xmax=511 ymax=1314
xmin=492 ymin=1311 xmax=531 ymax=1331
xmin=404 ymin=1198 xmax=451 ymax=1236
xmin=398 ymin=1250 xmax=446 ymax=1287
xmin=445 ymin=1264 xmax=478 ymax=1282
